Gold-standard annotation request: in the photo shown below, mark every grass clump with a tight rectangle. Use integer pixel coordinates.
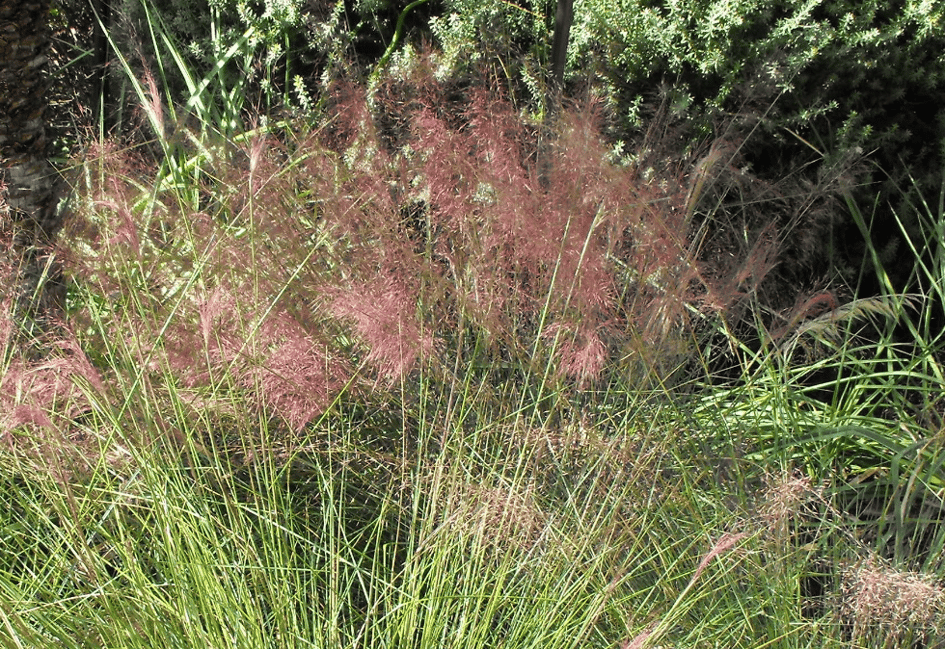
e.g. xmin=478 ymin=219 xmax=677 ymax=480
xmin=4 ymin=9 xmax=945 ymax=649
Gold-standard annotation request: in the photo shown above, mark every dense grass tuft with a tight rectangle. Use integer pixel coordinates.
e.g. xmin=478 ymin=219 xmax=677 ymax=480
xmin=3 ymin=7 xmax=945 ymax=647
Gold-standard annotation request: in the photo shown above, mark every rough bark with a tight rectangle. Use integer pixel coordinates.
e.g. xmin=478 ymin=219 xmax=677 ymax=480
xmin=0 ymin=0 xmax=65 ymax=346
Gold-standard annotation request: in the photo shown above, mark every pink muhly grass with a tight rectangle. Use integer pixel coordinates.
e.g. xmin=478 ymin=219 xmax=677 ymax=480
xmin=196 ymin=285 xmax=241 ymax=358
xmin=701 ymin=222 xmax=780 ymax=315
xmin=61 ymin=70 xmax=807 ymax=410
xmin=0 ymin=299 xmax=12 ymax=353
xmin=691 ymin=531 xmax=750 ymax=584
xmin=100 ymin=180 xmax=142 ymax=259
xmin=324 ymin=80 xmax=381 ymax=154
xmin=767 ymin=289 xmax=840 ymax=342
xmin=61 ymin=142 xmax=158 ymax=300
xmin=0 ymin=331 xmax=104 ymax=434
xmin=619 ymin=624 xmax=657 ymax=649
xmin=544 ymin=321 xmax=609 ymax=387
xmin=406 ymin=92 xmax=632 ymax=378
xmin=3 ymin=404 xmax=54 ymax=434
xmin=619 ymin=532 xmax=750 ymax=649
xmin=330 ymin=274 xmax=436 ymax=383
xmin=137 ymin=63 xmax=166 ymax=140
xmin=247 ymin=312 xmax=345 ymax=431
xmin=170 ymin=283 xmax=345 ymax=430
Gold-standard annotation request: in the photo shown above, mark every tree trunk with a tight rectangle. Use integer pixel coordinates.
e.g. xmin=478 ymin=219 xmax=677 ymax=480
xmin=538 ymin=0 xmax=574 ymax=188
xmin=548 ymin=0 xmax=574 ymax=109
xmin=0 ymin=0 xmax=65 ymax=348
